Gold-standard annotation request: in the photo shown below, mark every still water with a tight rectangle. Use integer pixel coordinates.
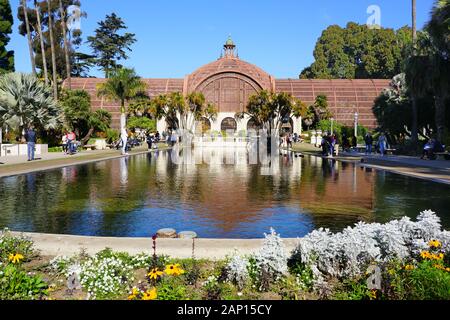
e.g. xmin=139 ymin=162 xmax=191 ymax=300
xmin=0 ymin=149 xmax=449 ymax=238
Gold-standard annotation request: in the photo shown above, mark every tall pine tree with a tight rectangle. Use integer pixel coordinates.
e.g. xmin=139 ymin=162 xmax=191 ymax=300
xmin=0 ymin=0 xmax=14 ymax=73
xmin=87 ymin=13 xmax=136 ymax=78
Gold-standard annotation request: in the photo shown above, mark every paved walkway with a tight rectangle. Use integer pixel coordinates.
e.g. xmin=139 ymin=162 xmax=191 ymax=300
xmin=339 ymin=152 xmax=450 ymax=184
xmin=0 ymin=145 xmax=167 ymax=178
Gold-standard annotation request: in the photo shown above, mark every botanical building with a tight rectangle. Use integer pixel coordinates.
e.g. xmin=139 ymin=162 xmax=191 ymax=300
xmin=70 ymin=38 xmax=390 ymax=133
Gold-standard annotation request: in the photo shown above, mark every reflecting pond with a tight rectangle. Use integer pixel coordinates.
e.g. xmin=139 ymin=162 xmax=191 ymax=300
xmin=0 ymin=148 xmax=449 ymax=238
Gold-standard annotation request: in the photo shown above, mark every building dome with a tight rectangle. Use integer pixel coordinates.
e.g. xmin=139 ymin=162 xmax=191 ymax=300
xmin=187 ymin=56 xmax=273 ymax=92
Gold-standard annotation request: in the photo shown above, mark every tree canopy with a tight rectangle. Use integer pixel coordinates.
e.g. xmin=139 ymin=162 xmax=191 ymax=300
xmin=17 ymin=0 xmax=86 ymax=79
xmin=87 ymin=13 xmax=136 ymax=78
xmin=300 ymin=23 xmax=414 ymax=79
xmin=0 ymin=0 xmax=14 ymax=74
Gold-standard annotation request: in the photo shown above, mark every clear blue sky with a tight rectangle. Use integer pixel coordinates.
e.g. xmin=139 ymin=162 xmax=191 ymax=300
xmin=9 ymin=0 xmax=435 ymax=78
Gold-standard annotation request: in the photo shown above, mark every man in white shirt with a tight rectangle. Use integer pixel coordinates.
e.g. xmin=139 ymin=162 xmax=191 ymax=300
xmin=121 ymin=128 xmax=129 ymax=156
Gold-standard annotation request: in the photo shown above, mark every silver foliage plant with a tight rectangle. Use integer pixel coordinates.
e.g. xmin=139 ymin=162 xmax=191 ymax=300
xmin=225 ymin=228 xmax=289 ymax=287
xmin=292 ymin=210 xmax=450 ymax=284
xmin=254 ymin=228 xmax=289 ymax=280
xmin=225 ymin=254 xmax=249 ymax=289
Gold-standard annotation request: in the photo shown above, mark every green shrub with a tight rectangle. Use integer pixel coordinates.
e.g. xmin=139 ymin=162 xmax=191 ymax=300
xmin=48 ymin=147 xmax=63 ymax=153
xmin=157 ymin=277 xmax=187 ymax=300
xmin=389 ymin=261 xmax=450 ymax=300
xmin=0 ymin=264 xmax=48 ymax=300
xmin=0 ymin=230 xmax=34 ymax=263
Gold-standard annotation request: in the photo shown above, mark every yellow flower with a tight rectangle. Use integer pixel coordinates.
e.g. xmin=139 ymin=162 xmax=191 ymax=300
xmin=142 ymin=288 xmax=157 ymax=300
xmin=438 ymin=253 xmax=444 ymax=260
xmin=404 ymin=265 xmax=415 ymax=271
xmin=8 ymin=253 xmax=24 ymax=264
xmin=421 ymin=251 xmax=431 ymax=260
xmin=428 ymin=240 xmax=442 ymax=249
xmin=148 ymin=268 xmax=164 ymax=280
xmin=369 ymin=290 xmax=377 ymax=300
xmin=127 ymin=287 xmax=140 ymax=300
xmin=164 ymin=264 xmax=185 ymax=276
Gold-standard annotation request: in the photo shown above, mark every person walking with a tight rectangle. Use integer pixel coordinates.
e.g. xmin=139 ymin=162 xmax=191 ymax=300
xmin=378 ymin=133 xmax=387 ymax=156
xmin=24 ymin=126 xmax=37 ymax=161
xmin=364 ymin=133 xmax=374 ymax=155
xmin=61 ymin=131 xmax=68 ymax=155
xmin=121 ymin=128 xmax=129 ymax=155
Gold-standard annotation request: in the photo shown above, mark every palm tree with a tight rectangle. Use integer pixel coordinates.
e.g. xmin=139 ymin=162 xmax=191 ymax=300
xmin=236 ymin=91 xmax=305 ymax=134
xmin=96 ymin=68 xmax=147 ymax=131
xmin=47 ymin=0 xmax=58 ymax=99
xmin=409 ymin=0 xmax=419 ymax=144
xmin=427 ymin=0 xmax=450 ymax=142
xmin=0 ymin=73 xmax=62 ymax=132
xmin=59 ymin=0 xmax=71 ymax=89
xmin=21 ymin=0 xmax=37 ymax=76
xmin=34 ymin=0 xmax=48 ymax=85
xmin=412 ymin=0 xmax=417 ymax=45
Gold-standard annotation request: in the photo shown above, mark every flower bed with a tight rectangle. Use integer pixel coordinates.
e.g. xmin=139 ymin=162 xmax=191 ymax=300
xmin=0 ymin=210 xmax=449 ymax=300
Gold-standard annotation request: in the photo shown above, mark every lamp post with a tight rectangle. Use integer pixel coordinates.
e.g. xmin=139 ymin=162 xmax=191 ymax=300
xmin=331 ymin=118 xmax=334 ymax=135
xmin=354 ymin=113 xmax=359 ymax=138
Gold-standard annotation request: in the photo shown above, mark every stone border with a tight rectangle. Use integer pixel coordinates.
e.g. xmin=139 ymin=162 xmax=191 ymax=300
xmin=11 ymin=231 xmax=299 ymax=260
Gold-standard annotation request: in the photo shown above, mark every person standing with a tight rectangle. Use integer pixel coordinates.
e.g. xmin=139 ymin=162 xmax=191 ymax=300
xmin=121 ymin=127 xmax=129 ymax=155
xmin=378 ymin=133 xmax=387 ymax=156
xmin=364 ymin=133 xmax=374 ymax=155
xmin=67 ymin=130 xmax=76 ymax=155
xmin=24 ymin=126 xmax=37 ymax=161
xmin=146 ymin=133 xmax=153 ymax=151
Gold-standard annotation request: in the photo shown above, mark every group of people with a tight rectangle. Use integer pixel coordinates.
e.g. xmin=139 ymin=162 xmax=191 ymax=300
xmin=321 ymin=133 xmax=339 ymax=157
xmin=61 ymin=130 xmax=78 ymax=155
xmin=422 ymin=138 xmax=445 ymax=160
xmin=364 ymin=132 xmax=388 ymax=156
xmin=146 ymin=131 xmax=161 ymax=151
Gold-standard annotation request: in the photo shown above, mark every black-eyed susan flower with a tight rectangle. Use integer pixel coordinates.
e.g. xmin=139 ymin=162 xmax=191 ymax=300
xmin=428 ymin=240 xmax=442 ymax=249
xmin=164 ymin=264 xmax=185 ymax=276
xmin=127 ymin=287 xmax=140 ymax=300
xmin=148 ymin=268 xmax=164 ymax=280
xmin=8 ymin=253 xmax=24 ymax=264
xmin=404 ymin=265 xmax=415 ymax=271
xmin=142 ymin=288 xmax=157 ymax=300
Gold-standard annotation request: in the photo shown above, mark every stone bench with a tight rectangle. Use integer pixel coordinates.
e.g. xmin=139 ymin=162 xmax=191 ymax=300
xmin=435 ymin=152 xmax=450 ymax=160
xmin=386 ymin=149 xmax=397 ymax=155
xmin=82 ymin=144 xmax=96 ymax=151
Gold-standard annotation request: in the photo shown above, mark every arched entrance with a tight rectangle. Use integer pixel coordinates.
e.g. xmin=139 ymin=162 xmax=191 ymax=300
xmin=195 ymin=117 xmax=211 ymax=136
xmin=221 ymin=117 xmax=237 ymax=133
xmin=281 ymin=118 xmax=294 ymax=134
xmin=247 ymin=119 xmax=262 ymax=135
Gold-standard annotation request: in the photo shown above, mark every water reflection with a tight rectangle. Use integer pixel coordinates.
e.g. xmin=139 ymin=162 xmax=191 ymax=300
xmin=0 ymin=148 xmax=449 ymax=238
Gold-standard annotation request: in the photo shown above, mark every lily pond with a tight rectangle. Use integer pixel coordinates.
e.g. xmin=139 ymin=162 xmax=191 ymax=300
xmin=0 ymin=148 xmax=449 ymax=238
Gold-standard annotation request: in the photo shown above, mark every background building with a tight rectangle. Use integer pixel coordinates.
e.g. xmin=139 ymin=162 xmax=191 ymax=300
xmin=71 ymin=38 xmax=390 ymax=134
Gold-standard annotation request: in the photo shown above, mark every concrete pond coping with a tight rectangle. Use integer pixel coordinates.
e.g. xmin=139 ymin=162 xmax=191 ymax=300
xmin=10 ymin=231 xmax=300 ymax=260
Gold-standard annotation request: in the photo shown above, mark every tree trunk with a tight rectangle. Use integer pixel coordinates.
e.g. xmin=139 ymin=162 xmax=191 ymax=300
xmin=47 ymin=0 xmax=58 ymax=100
xmin=120 ymin=100 xmax=126 ymax=131
xmin=34 ymin=0 xmax=48 ymax=85
xmin=435 ymin=94 xmax=446 ymax=142
xmin=411 ymin=97 xmax=419 ymax=144
xmin=59 ymin=0 xmax=71 ymax=89
xmin=412 ymin=0 xmax=417 ymax=47
xmin=81 ymin=128 xmax=94 ymax=145
xmin=22 ymin=0 xmax=37 ymax=76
